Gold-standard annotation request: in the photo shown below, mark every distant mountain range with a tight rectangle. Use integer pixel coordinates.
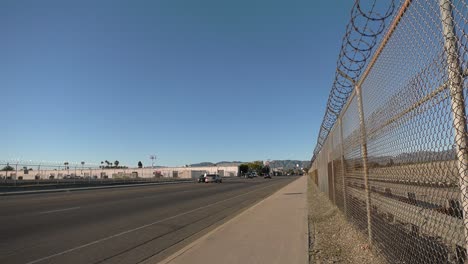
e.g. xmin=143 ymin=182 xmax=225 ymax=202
xmin=189 ymin=160 xmax=311 ymax=170
xmin=367 ymin=149 xmax=456 ymax=165
xmin=187 ymin=150 xmax=456 ymax=170
xmin=189 ymin=161 xmax=243 ymax=167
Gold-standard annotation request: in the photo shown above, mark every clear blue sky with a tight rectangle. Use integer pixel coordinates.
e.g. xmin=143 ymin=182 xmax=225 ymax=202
xmin=1 ymin=0 xmax=353 ymax=167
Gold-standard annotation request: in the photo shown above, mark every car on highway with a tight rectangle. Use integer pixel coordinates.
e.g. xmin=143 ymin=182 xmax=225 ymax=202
xmin=204 ymin=174 xmax=222 ymax=183
xmin=244 ymin=173 xmax=253 ymax=179
xmin=197 ymin=174 xmax=206 ymax=183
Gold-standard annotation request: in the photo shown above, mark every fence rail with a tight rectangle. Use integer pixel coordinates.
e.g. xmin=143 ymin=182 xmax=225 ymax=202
xmin=0 ymin=161 xmax=239 ymax=181
xmin=310 ymin=0 xmax=468 ymax=263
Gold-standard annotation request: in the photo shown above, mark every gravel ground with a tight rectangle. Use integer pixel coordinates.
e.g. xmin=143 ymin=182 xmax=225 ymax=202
xmin=308 ymin=176 xmax=386 ymax=264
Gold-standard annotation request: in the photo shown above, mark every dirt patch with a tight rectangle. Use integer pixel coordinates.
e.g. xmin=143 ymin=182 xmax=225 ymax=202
xmin=308 ymin=176 xmax=385 ymax=264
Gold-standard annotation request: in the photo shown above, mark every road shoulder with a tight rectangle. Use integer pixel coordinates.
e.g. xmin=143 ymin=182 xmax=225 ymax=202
xmin=307 ymin=176 xmax=385 ymax=263
xmin=157 ymin=176 xmax=308 ymax=264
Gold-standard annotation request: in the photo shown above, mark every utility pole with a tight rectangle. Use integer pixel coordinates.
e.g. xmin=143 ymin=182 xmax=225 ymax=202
xmin=150 ymin=155 xmax=157 ymax=169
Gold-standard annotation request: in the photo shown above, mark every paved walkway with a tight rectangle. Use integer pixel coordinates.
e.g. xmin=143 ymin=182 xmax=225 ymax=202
xmin=159 ymin=176 xmax=308 ymax=264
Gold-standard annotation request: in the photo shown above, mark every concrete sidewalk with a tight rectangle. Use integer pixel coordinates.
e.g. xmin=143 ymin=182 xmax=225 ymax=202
xmin=159 ymin=176 xmax=308 ymax=264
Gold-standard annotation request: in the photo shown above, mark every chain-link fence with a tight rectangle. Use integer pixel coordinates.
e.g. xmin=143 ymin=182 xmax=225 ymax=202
xmin=0 ymin=160 xmax=239 ymax=183
xmin=310 ymin=0 xmax=468 ymax=263
xmin=0 ymin=161 xmax=102 ymax=180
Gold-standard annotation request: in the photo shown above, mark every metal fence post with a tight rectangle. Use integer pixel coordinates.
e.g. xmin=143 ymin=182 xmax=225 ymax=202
xmin=356 ymin=84 xmax=372 ymax=245
xmin=439 ymin=0 xmax=468 ymax=254
xmin=339 ymin=118 xmax=348 ymax=215
xmin=330 ymin=133 xmax=336 ymax=204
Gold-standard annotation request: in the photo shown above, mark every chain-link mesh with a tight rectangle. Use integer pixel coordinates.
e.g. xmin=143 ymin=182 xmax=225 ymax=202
xmin=311 ymin=0 xmax=398 ymax=161
xmin=310 ymin=0 xmax=468 ymax=263
xmin=0 ymin=160 xmax=102 ymax=180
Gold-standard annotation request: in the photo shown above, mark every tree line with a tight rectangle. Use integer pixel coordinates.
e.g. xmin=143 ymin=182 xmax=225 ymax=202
xmin=100 ymin=160 xmax=128 ymax=169
xmin=238 ymin=161 xmax=270 ymax=176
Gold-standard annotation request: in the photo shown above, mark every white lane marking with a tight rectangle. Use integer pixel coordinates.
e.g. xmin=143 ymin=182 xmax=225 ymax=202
xmin=38 ymin=207 xmax=81 ymax=215
xmin=26 ymin=181 xmax=282 ymax=264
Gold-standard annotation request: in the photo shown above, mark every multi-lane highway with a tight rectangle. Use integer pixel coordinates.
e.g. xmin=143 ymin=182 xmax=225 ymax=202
xmin=0 ymin=177 xmax=296 ymax=264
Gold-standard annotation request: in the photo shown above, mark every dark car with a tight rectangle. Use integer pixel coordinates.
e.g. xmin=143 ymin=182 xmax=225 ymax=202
xmin=197 ymin=175 xmax=206 ymax=183
xmin=264 ymin=174 xmax=271 ymax=179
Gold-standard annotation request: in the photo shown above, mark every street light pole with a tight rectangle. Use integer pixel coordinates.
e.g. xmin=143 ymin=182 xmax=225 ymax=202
xmin=38 ymin=161 xmax=41 ymax=180
xmin=150 ymin=155 xmax=157 ymax=176
xmin=15 ymin=161 xmax=18 ymax=185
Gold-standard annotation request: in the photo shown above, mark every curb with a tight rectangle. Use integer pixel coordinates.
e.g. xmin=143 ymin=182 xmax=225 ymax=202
xmin=157 ymin=176 xmax=305 ymax=264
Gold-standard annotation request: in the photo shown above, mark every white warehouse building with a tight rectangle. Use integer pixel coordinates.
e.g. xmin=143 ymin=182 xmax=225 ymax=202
xmin=1 ymin=165 xmax=240 ymax=180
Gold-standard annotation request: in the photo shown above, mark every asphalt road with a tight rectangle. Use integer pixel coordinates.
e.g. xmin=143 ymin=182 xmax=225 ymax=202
xmin=0 ymin=176 xmax=297 ymax=264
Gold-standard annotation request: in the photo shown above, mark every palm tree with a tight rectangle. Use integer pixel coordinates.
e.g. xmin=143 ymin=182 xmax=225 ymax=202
xmin=114 ymin=160 xmax=119 ymax=168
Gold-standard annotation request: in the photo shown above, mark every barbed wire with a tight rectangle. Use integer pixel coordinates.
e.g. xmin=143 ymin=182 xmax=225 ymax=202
xmin=311 ymin=0 xmax=398 ymax=163
xmin=0 ymin=159 xmax=101 ymax=167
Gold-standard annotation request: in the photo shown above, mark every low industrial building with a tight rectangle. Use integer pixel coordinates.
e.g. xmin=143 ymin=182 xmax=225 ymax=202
xmin=0 ymin=165 xmax=239 ymax=180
